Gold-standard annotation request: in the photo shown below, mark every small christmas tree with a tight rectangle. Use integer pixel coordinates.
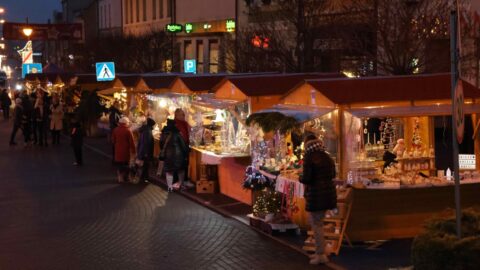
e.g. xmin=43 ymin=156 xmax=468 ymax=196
xmin=380 ymin=117 xmax=396 ymax=150
xmin=253 ymin=189 xmax=281 ymax=218
xmin=412 ymin=117 xmax=422 ymax=149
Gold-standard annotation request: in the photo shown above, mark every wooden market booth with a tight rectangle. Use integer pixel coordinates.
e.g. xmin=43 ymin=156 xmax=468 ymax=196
xmin=282 ymin=73 xmax=480 ymax=241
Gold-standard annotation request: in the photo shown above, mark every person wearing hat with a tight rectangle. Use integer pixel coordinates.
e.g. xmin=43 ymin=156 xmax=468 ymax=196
xmin=136 ymin=117 xmax=156 ymax=182
xmin=300 ymin=134 xmax=337 ymax=265
xmin=111 ymin=117 xmax=136 ymax=183
xmin=9 ymin=98 xmax=23 ymax=146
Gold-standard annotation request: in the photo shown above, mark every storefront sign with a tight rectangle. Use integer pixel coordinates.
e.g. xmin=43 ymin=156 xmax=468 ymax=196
xmin=22 ymin=63 xmax=42 ymax=79
xmin=185 ymin=23 xmax=193 ymax=33
xmin=454 ymin=80 xmax=465 ymax=144
xmin=459 ymin=154 xmax=475 ymax=170
xmin=2 ymin=22 xmax=83 ymax=41
xmin=166 ymin=24 xmax=183 ymax=33
xmin=226 ymin=19 xmax=236 ymax=32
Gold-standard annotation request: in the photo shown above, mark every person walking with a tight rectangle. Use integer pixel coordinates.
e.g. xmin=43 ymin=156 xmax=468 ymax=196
xmin=159 ymin=119 xmax=189 ymax=192
xmin=9 ymin=98 xmax=23 ymax=146
xmin=299 ymin=134 xmax=337 ymax=265
xmin=173 ymin=108 xmax=194 ymax=188
xmin=50 ymin=96 xmax=63 ymax=145
xmin=70 ymin=119 xmax=84 ymax=166
xmin=33 ymin=97 xmax=48 ymax=146
xmin=136 ymin=117 xmax=156 ymax=182
xmin=109 ymin=102 xmax=121 ymax=162
xmin=1 ymin=89 xmax=12 ymax=120
xmin=20 ymin=92 xmax=33 ymax=146
xmin=111 ymin=117 xmax=136 ymax=183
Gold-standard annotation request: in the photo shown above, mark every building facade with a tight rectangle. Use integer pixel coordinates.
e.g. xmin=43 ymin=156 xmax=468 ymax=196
xmin=98 ymin=0 xmax=123 ymax=36
xmin=122 ymin=0 xmax=172 ymax=36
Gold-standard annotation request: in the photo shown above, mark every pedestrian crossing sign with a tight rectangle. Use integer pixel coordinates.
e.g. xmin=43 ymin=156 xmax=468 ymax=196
xmin=96 ymin=62 xmax=115 ymax=81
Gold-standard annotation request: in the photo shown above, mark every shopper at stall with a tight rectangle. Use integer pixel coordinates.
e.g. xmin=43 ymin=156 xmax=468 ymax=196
xmin=112 ymin=117 xmax=136 ymax=183
xmin=109 ymin=102 xmax=122 ymax=162
xmin=1 ymin=89 xmax=11 ymax=120
xmin=70 ymin=118 xmax=84 ymax=166
xmin=159 ymin=119 xmax=189 ymax=192
xmin=173 ymin=108 xmax=194 ymax=188
xmin=136 ymin=117 xmax=156 ymax=182
xmin=300 ymin=134 xmax=337 ymax=265
xmin=9 ymin=98 xmax=23 ymax=146
xmin=20 ymin=91 xmax=33 ymax=146
xmin=33 ymin=97 xmax=48 ymax=146
xmin=50 ymin=95 xmax=63 ymax=145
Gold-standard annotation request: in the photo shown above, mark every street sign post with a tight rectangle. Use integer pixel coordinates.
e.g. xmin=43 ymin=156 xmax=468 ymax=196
xmin=454 ymin=80 xmax=465 ymax=144
xmin=96 ymin=62 xmax=115 ymax=81
xmin=22 ymin=63 xmax=42 ymax=78
xmin=184 ymin=59 xmax=196 ymax=74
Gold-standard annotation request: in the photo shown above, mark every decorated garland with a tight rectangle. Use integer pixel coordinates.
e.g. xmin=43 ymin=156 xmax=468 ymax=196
xmin=243 ymin=166 xmax=275 ymax=190
xmin=246 ymin=112 xmax=300 ymax=134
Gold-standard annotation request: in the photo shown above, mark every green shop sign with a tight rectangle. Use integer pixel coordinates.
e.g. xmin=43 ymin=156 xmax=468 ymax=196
xmin=166 ymin=24 xmax=183 ymax=33
xmin=226 ymin=19 xmax=235 ymax=32
xmin=185 ymin=23 xmax=193 ymax=33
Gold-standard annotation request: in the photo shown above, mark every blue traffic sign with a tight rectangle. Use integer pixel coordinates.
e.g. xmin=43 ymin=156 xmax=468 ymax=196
xmin=22 ymin=63 xmax=43 ymax=79
xmin=184 ymin=59 xmax=196 ymax=74
xmin=96 ymin=62 xmax=115 ymax=81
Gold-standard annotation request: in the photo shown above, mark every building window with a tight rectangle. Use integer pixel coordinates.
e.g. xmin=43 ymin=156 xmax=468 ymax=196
xmin=99 ymin=6 xmax=103 ymax=28
xmin=152 ymin=0 xmax=156 ymax=20
xmin=184 ymin=40 xmax=193 ymax=60
xmin=124 ymin=0 xmax=128 ymax=24
xmin=136 ymin=0 xmax=140 ymax=22
xmin=104 ymin=5 xmax=107 ymax=28
xmin=197 ymin=40 xmax=204 ymax=74
xmin=108 ymin=4 xmax=111 ymax=28
xmin=167 ymin=0 xmax=171 ymax=18
xmin=143 ymin=0 xmax=147 ymax=21
xmin=130 ymin=0 xmax=133 ymax=24
xmin=209 ymin=40 xmax=219 ymax=73
xmin=160 ymin=0 xmax=163 ymax=18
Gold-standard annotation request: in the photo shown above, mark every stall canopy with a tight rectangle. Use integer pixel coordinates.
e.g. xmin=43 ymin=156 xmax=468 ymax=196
xmin=75 ymin=74 xmax=118 ymax=91
xmin=213 ymin=73 xmax=344 ymax=112
xmin=291 ymin=73 xmax=480 ymax=117
xmin=170 ymin=74 xmax=227 ymax=94
xmin=136 ymin=74 xmax=178 ymax=94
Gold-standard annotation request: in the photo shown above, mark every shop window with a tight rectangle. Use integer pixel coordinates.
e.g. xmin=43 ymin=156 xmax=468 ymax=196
xmin=130 ymin=0 xmax=133 ymax=24
xmin=167 ymin=0 xmax=171 ymax=18
xmin=108 ymin=4 xmax=111 ymax=28
xmin=159 ymin=0 xmax=163 ymax=18
xmin=136 ymin=0 xmax=140 ymax=22
xmin=152 ymin=0 xmax=156 ymax=20
xmin=143 ymin=0 xmax=147 ymax=21
xmin=197 ymin=41 xmax=204 ymax=74
xmin=209 ymin=40 xmax=219 ymax=73
xmin=184 ymin=40 xmax=194 ymax=61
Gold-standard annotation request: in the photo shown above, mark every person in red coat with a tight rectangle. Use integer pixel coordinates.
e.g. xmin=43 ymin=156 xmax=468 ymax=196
xmin=111 ymin=117 xmax=136 ymax=183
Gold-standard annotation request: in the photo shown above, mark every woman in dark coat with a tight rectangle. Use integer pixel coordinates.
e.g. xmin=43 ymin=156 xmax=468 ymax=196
xmin=137 ymin=117 xmax=156 ymax=182
xmin=300 ymin=134 xmax=337 ymax=265
xmin=159 ymin=119 xmax=188 ymax=192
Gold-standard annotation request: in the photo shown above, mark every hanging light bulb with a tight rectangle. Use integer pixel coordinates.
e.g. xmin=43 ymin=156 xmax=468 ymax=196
xmin=215 ymin=109 xmax=225 ymax=122
xmin=159 ymin=99 xmax=167 ymax=108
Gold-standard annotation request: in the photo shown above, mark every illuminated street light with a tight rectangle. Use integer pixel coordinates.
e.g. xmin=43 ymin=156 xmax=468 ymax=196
xmin=23 ymin=28 xmax=33 ymax=38
xmin=0 ymin=7 xmax=4 ymax=13
xmin=0 ymin=19 xmax=5 ymax=24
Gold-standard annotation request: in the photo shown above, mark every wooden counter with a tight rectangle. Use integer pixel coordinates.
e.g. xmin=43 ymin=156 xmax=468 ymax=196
xmin=190 ymin=147 xmax=253 ymax=205
xmin=347 ymin=182 xmax=480 ymax=241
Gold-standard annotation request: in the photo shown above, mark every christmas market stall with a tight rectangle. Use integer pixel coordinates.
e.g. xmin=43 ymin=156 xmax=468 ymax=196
xmin=297 ymin=73 xmax=480 ymax=241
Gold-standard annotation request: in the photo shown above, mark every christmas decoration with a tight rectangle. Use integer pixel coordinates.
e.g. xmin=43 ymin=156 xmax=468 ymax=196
xmin=252 ymin=189 xmax=282 ymax=218
xmin=243 ymin=166 xmax=275 ymax=190
xmin=412 ymin=117 xmax=423 ymax=149
xmin=380 ymin=117 xmax=397 ymax=150
xmin=246 ymin=112 xmax=299 ymax=134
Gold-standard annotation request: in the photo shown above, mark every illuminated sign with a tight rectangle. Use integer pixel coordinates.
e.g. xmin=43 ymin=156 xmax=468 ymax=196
xmin=166 ymin=24 xmax=183 ymax=33
xmin=226 ymin=19 xmax=235 ymax=32
xmin=459 ymin=154 xmax=476 ymax=170
xmin=184 ymin=59 xmax=196 ymax=74
xmin=185 ymin=23 xmax=193 ymax=33
xmin=203 ymin=23 xmax=212 ymax=30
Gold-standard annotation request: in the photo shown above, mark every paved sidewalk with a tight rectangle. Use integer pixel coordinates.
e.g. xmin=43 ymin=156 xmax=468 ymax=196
xmin=0 ymin=121 xmax=334 ymax=270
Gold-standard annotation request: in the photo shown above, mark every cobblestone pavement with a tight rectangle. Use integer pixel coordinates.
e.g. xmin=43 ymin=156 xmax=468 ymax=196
xmin=0 ymin=121 xmax=330 ymax=270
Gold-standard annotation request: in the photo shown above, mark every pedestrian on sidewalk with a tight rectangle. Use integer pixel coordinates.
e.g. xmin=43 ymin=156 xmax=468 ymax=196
xmin=137 ymin=117 xmax=156 ymax=182
xmin=1 ymin=89 xmax=12 ymax=120
xmin=9 ymin=98 xmax=23 ymax=146
xmin=50 ymin=95 xmax=63 ymax=145
xmin=299 ymin=134 xmax=337 ymax=265
xmin=33 ymin=97 xmax=47 ymax=146
xmin=173 ymin=108 xmax=194 ymax=189
xmin=108 ymin=101 xmax=121 ymax=163
xmin=70 ymin=118 xmax=84 ymax=166
xmin=20 ymin=92 xmax=33 ymax=147
xmin=112 ymin=117 xmax=136 ymax=183
xmin=159 ymin=119 xmax=189 ymax=192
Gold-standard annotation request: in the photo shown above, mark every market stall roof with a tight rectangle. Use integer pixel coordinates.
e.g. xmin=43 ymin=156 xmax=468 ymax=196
xmin=303 ymin=73 xmax=480 ymax=104
xmin=117 ymin=74 xmax=142 ymax=89
xmin=75 ymin=74 xmax=118 ymax=91
xmin=214 ymin=72 xmax=345 ymax=97
xmin=176 ymin=74 xmax=227 ymax=92
xmin=137 ymin=74 xmax=178 ymax=92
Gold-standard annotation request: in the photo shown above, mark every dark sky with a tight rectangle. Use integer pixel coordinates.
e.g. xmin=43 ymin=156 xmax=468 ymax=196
xmin=0 ymin=0 xmax=61 ymax=24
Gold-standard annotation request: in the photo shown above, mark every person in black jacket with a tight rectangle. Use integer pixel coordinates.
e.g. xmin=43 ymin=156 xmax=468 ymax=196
xmin=159 ymin=119 xmax=188 ymax=192
xmin=9 ymin=98 xmax=23 ymax=146
xmin=300 ymin=134 xmax=337 ymax=265
xmin=70 ymin=119 xmax=84 ymax=166
xmin=136 ymin=117 xmax=156 ymax=182
xmin=1 ymin=89 xmax=12 ymax=120
xmin=108 ymin=102 xmax=121 ymax=163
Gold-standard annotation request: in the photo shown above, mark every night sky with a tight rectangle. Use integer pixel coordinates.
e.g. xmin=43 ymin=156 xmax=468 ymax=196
xmin=0 ymin=0 xmax=61 ymax=24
